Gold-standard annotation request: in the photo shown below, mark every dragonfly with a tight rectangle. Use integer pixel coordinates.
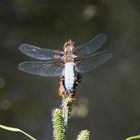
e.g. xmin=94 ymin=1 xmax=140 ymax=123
xmin=18 ymin=33 xmax=112 ymax=93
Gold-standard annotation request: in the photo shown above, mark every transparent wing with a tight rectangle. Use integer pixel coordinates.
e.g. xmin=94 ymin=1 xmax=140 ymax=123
xmin=74 ymin=33 xmax=107 ymax=57
xmin=19 ymin=44 xmax=64 ymax=60
xmin=18 ymin=60 xmax=64 ymax=77
xmin=75 ymin=50 xmax=112 ymax=73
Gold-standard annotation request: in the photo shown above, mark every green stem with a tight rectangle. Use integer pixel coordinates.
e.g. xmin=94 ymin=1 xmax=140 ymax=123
xmin=62 ymin=96 xmax=74 ymax=125
xmin=126 ymin=135 xmax=140 ymax=140
xmin=61 ymin=96 xmax=74 ymax=140
xmin=0 ymin=124 xmax=36 ymax=140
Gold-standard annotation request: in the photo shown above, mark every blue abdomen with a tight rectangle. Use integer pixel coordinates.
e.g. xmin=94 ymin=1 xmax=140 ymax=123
xmin=64 ymin=62 xmax=74 ymax=92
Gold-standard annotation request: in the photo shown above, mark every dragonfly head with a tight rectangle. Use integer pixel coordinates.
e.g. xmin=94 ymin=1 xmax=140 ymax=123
xmin=64 ymin=39 xmax=74 ymax=52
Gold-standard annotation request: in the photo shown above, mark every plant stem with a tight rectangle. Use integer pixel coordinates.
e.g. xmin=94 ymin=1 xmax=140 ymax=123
xmin=126 ymin=135 xmax=140 ymax=140
xmin=61 ymin=96 xmax=74 ymax=140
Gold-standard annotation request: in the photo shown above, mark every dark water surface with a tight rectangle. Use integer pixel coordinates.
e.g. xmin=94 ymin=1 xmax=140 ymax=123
xmin=0 ymin=0 xmax=140 ymax=140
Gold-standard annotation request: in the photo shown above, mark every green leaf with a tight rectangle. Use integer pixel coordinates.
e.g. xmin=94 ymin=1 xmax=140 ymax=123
xmin=0 ymin=124 xmax=37 ymax=140
xmin=126 ymin=135 xmax=140 ymax=140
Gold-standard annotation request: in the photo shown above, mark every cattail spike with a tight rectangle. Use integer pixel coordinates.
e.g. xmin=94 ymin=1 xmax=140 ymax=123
xmin=52 ymin=109 xmax=65 ymax=140
xmin=76 ymin=130 xmax=90 ymax=140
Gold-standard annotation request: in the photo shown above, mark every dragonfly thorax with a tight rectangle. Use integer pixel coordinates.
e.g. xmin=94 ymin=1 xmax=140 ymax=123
xmin=64 ymin=39 xmax=74 ymax=63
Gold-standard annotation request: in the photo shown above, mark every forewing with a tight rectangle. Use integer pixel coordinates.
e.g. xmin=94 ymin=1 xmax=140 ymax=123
xmin=74 ymin=33 xmax=107 ymax=57
xmin=75 ymin=50 xmax=112 ymax=73
xmin=19 ymin=44 xmax=64 ymax=60
xmin=18 ymin=60 xmax=64 ymax=77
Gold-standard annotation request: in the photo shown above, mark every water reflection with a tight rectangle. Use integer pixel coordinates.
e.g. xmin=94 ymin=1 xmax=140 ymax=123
xmin=82 ymin=4 xmax=97 ymax=20
xmin=0 ymin=78 xmax=5 ymax=89
xmin=0 ymin=100 xmax=11 ymax=111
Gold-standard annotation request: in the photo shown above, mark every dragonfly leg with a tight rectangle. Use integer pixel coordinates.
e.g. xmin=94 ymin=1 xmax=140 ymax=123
xmin=69 ymin=73 xmax=82 ymax=98
xmin=58 ymin=76 xmax=66 ymax=97
xmin=74 ymin=73 xmax=82 ymax=85
xmin=58 ymin=74 xmax=82 ymax=98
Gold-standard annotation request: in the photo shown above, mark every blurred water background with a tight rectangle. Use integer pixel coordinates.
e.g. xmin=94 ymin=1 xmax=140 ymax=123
xmin=0 ymin=0 xmax=140 ymax=140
